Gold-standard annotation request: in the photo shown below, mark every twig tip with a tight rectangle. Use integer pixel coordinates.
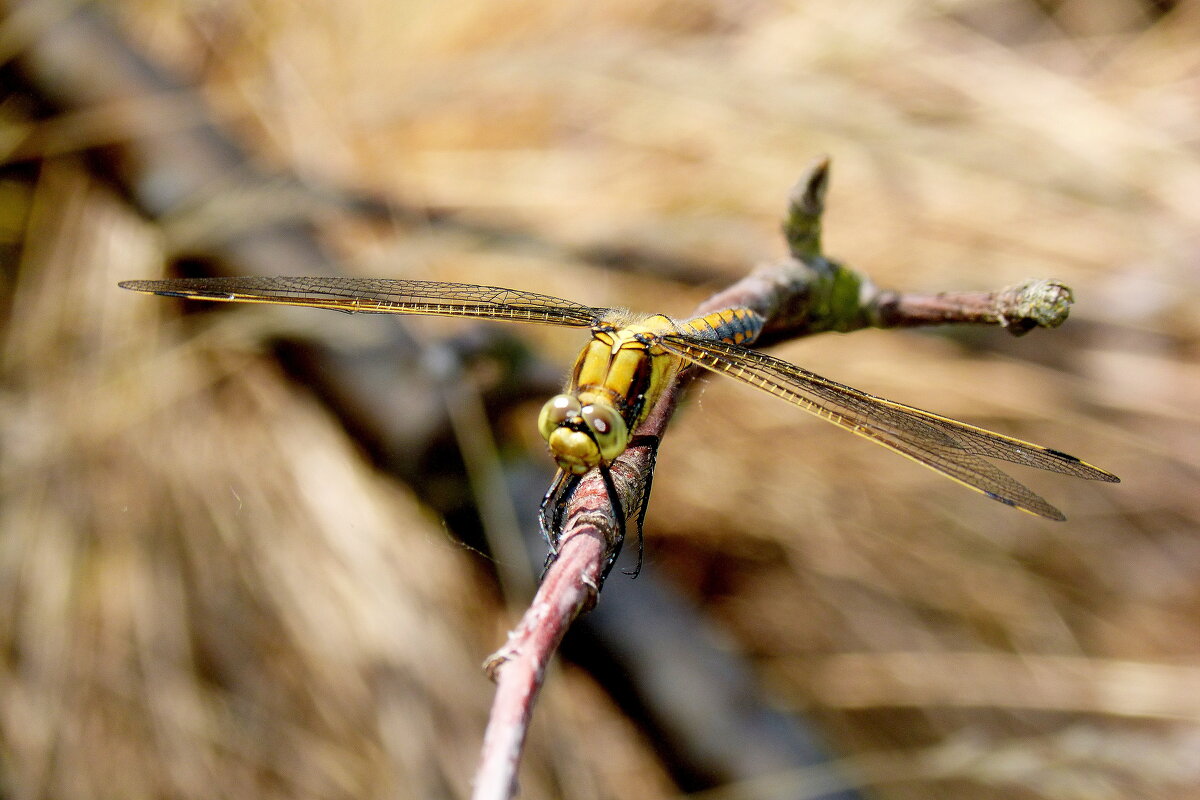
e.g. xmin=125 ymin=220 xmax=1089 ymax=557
xmin=783 ymin=156 xmax=831 ymax=258
xmin=1000 ymin=279 xmax=1074 ymax=335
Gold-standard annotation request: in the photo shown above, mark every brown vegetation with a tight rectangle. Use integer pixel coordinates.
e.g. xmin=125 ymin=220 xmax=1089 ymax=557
xmin=1 ymin=1 xmax=1197 ymax=798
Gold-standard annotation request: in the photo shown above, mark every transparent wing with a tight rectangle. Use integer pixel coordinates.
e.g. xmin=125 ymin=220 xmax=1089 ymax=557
xmin=659 ymin=333 xmax=1119 ymax=520
xmin=119 ymin=276 xmax=605 ymax=327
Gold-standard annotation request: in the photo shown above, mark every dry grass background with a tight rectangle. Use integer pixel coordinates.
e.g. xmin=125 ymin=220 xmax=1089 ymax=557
xmin=2 ymin=0 xmax=1199 ymax=798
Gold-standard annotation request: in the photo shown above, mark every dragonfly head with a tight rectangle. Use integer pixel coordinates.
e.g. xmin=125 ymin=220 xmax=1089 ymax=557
xmin=538 ymin=393 xmax=629 ymax=474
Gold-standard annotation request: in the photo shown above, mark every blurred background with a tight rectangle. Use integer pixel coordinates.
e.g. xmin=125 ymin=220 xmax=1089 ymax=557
xmin=1 ymin=0 xmax=1197 ymax=798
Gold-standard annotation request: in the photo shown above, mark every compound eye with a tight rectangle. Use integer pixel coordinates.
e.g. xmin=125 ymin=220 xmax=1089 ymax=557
xmin=580 ymin=403 xmax=628 ymax=462
xmin=538 ymin=394 xmax=581 ymax=440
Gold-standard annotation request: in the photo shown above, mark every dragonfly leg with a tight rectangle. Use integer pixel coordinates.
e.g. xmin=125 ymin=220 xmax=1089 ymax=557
xmin=597 ymin=462 xmax=626 ymax=583
xmin=537 ymin=457 xmax=637 ymax=585
xmin=621 ymin=434 xmax=661 ymax=579
xmin=539 ymin=469 xmax=568 ymax=550
xmin=539 ymin=469 xmax=579 ymax=578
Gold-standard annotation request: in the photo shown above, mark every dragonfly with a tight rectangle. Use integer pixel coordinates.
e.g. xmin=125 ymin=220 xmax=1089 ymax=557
xmin=120 ymin=276 xmax=1119 ymax=577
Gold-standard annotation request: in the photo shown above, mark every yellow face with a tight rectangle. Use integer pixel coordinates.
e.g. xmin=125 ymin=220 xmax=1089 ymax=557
xmin=538 ymin=394 xmax=629 ymax=474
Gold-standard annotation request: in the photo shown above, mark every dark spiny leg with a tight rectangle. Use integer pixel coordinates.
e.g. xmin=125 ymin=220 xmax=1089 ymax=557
xmin=597 ymin=462 xmax=626 ymax=583
xmin=552 ymin=473 xmax=576 ymax=537
xmin=622 ymin=434 xmax=661 ymax=578
xmin=539 ymin=470 xmax=577 ymax=576
xmin=539 ymin=469 xmax=569 ymax=549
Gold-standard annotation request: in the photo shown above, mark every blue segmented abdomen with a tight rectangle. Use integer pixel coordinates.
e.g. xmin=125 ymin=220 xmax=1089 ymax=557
xmin=679 ymin=308 xmax=764 ymax=346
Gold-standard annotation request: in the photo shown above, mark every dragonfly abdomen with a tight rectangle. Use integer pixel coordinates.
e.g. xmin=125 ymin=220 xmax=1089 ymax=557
xmin=679 ymin=308 xmax=764 ymax=346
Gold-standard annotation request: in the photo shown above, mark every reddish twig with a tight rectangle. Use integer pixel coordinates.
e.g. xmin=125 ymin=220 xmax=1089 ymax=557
xmin=866 ymin=278 xmax=1074 ymax=335
xmin=471 ymin=157 xmax=1080 ymax=797
xmin=473 ymin=527 xmax=606 ymax=800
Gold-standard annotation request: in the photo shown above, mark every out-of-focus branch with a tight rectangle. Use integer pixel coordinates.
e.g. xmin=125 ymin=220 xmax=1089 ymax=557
xmin=0 ymin=0 xmax=728 ymax=287
xmin=473 ymin=157 xmax=1081 ymax=796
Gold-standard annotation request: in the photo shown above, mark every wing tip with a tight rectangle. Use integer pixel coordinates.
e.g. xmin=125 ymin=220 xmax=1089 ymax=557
xmin=1045 ymin=447 xmax=1120 ymax=484
xmin=119 ymin=280 xmax=235 ymax=301
xmin=986 ymin=491 xmax=1067 ymax=521
xmin=119 ymin=279 xmax=180 ymax=297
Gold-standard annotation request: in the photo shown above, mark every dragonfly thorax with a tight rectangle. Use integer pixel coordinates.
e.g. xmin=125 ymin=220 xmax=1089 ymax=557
xmin=538 ymin=393 xmax=630 ymax=474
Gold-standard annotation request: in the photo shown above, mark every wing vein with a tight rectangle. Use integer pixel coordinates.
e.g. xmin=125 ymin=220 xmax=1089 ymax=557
xmin=118 ymin=277 xmax=604 ymax=327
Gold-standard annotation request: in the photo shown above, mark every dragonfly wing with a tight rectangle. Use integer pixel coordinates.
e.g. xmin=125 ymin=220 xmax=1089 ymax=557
xmin=118 ymin=277 xmax=604 ymax=327
xmin=659 ymin=334 xmax=1118 ymax=520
